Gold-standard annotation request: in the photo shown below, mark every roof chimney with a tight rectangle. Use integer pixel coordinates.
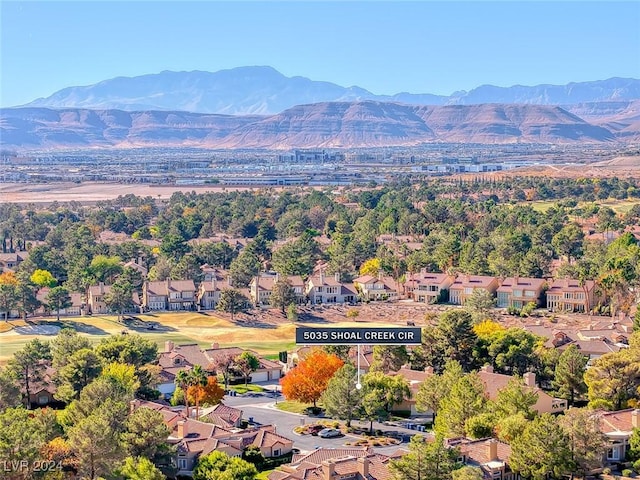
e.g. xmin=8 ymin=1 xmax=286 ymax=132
xmin=424 ymin=366 xmax=434 ymax=374
xmin=165 ymin=340 xmax=175 ymax=352
xmin=335 ymin=272 xmax=341 ymax=283
xmin=633 ymin=410 xmax=640 ymax=429
xmin=523 ymin=372 xmax=536 ymax=388
xmin=211 ymin=343 xmax=219 ymax=350
xmin=322 ymin=460 xmax=335 ymax=480
xmin=130 ymin=399 xmax=138 ymax=415
xmin=177 ymin=420 xmax=187 ymax=439
xmin=481 ymin=365 xmax=494 ymax=373
xmin=357 ymin=457 xmax=369 ymax=477
xmin=487 ymin=438 xmax=498 ymax=461
xmin=319 ymin=270 xmax=324 ymax=284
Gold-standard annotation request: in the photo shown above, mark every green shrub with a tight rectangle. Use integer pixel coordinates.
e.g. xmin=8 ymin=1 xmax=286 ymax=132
xmin=623 ymin=469 xmax=633 ymax=478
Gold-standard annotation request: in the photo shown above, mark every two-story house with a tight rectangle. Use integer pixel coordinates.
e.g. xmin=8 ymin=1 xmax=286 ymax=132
xmin=305 ymin=272 xmax=357 ymax=305
xmin=87 ymin=283 xmax=141 ymax=315
xmin=353 ymin=275 xmax=399 ymax=302
xmin=546 ymin=278 xmax=598 ymax=313
xmin=496 ymin=276 xmax=546 ymax=309
xmin=405 ymin=270 xmax=455 ymax=304
xmin=249 ymin=273 xmax=305 ymax=307
xmin=36 ymin=288 xmax=84 ymax=316
xmin=143 ymin=279 xmax=196 ymax=311
xmin=449 ymin=274 xmax=499 ymax=305
xmin=598 ymin=408 xmax=640 ymax=463
xmin=197 ymin=267 xmax=231 ymax=310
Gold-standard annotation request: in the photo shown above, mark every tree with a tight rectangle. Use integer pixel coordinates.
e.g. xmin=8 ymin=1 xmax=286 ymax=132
xmin=31 ymin=269 xmax=57 ymax=287
xmin=121 ymin=407 xmax=172 ymax=463
xmin=15 ymin=271 xmax=41 ymax=320
xmin=0 ymin=367 xmax=20 ymax=410
xmin=229 ymin=251 xmax=261 ymax=288
xmin=90 ymin=255 xmax=123 ymax=284
xmin=280 ymin=349 xmax=344 ymax=407
xmin=553 ymin=345 xmax=588 ymax=405
xmin=464 ymin=289 xmax=496 ymax=323
xmin=67 ymin=410 xmax=125 ymax=480
xmin=416 ymin=360 xmax=464 ymax=420
xmin=551 ymin=224 xmax=584 ymax=263
xmin=46 ymin=286 xmax=72 ymax=321
xmin=491 ymin=376 xmax=537 ymax=420
xmin=434 ymin=372 xmax=486 ymax=438
xmin=0 ymin=407 xmax=56 ymax=472
xmin=389 ymin=435 xmax=460 ymax=480
xmin=361 ymin=371 xmax=411 ymax=431
xmin=213 ymin=352 xmax=237 ymax=391
xmin=101 ymin=362 xmax=141 ymax=395
xmin=0 ymin=271 xmax=18 ymax=320
xmin=175 ymin=369 xmax=192 ymax=417
xmin=270 ymin=278 xmax=297 ymax=314
xmin=216 ymin=288 xmax=248 ymax=320
xmin=8 ymin=338 xmax=52 ymax=408
xmin=370 ymin=345 xmax=409 ymax=373
xmin=104 ymin=278 xmax=134 ymax=321
xmin=235 ymin=351 xmax=260 ymax=386
xmin=360 ymin=258 xmax=381 ymax=276
xmin=119 ymin=456 xmax=165 ymax=480
xmin=495 ymin=412 xmax=529 ymax=443
xmin=436 ymin=310 xmax=478 ymax=372
xmin=51 ymin=328 xmax=92 ymax=369
xmin=320 ymin=364 xmax=363 ymax=427
xmin=55 ymin=347 xmax=103 ymax=402
xmin=242 ymin=445 xmax=266 ymax=471
xmin=95 ymin=333 xmax=158 ymax=367
xmin=193 ymin=451 xmax=257 ymax=480
xmin=559 ymin=407 xmax=608 ymax=477
xmin=509 ymin=414 xmax=572 ymax=480
xmin=452 ymin=466 xmax=484 ymax=480
xmin=188 ymin=375 xmax=224 ymax=415
xmin=286 ymin=302 xmax=298 ymax=322
xmin=584 ymin=348 xmax=640 ymax=410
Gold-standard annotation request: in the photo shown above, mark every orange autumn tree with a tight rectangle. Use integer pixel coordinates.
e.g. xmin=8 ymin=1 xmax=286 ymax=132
xmin=187 ymin=375 xmax=225 ymax=414
xmin=281 ymin=349 xmax=344 ymax=407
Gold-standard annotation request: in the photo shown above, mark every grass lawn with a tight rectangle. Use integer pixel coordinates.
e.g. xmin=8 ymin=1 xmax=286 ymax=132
xmin=0 ymin=311 xmax=330 ymax=365
xmin=230 ymin=384 xmax=265 ymax=394
xmin=522 ymin=198 xmax=640 ymax=215
xmin=275 ymin=400 xmax=316 ymax=415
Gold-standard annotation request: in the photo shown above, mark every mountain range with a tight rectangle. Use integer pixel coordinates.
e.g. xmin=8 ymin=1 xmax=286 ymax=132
xmin=21 ymin=66 xmax=640 ymax=115
xmin=4 ymin=101 xmax=636 ymax=150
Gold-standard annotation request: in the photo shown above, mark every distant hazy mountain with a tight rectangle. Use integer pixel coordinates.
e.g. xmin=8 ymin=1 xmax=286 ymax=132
xmin=21 ymin=67 xmax=640 ymax=115
xmin=1 ymin=102 xmax=620 ymax=150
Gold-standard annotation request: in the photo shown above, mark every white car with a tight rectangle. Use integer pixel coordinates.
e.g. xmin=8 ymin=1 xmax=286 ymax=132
xmin=318 ymin=428 xmax=343 ymax=438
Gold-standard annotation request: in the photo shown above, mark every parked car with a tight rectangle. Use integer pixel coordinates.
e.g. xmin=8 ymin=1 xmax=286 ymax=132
xmin=318 ymin=428 xmax=343 ymax=438
xmin=309 ymin=425 xmax=326 ymax=436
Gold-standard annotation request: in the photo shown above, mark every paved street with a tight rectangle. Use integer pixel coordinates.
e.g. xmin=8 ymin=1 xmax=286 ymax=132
xmin=224 ymin=391 xmax=429 ymax=454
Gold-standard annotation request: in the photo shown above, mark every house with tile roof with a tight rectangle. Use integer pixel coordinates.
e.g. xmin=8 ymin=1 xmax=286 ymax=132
xmin=478 ymin=366 xmax=567 ymax=414
xmin=405 ymin=270 xmax=455 ymax=304
xmin=269 ymin=448 xmax=396 ymax=480
xmin=200 ymin=403 xmax=244 ymax=429
xmin=496 ymin=276 xmax=546 ymax=309
xmin=131 ymin=400 xmax=293 ymax=476
xmin=597 ymin=408 xmax=640 ymax=463
xmin=142 ymin=279 xmax=196 ymax=311
xmin=0 ymin=251 xmax=28 ymax=271
xmin=448 ymin=437 xmax=517 ymax=480
xmin=546 ymin=278 xmax=598 ymax=313
xmin=250 ymin=273 xmax=306 ymax=307
xmin=196 ymin=267 xmax=232 ymax=310
xmin=353 ymin=275 xmax=399 ymax=302
xmin=305 ymin=272 xmax=358 ymax=305
xmin=87 ymin=283 xmax=141 ymax=314
xmin=36 ymin=288 xmax=84 ymax=316
xmin=449 ymin=275 xmax=499 ymax=305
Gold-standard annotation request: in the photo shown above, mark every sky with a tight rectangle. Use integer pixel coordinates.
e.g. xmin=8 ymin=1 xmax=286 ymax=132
xmin=1 ymin=1 xmax=639 ymax=107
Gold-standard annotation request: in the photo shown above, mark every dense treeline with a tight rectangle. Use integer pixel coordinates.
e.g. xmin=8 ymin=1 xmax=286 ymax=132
xmin=2 ymin=177 xmax=640 ymax=307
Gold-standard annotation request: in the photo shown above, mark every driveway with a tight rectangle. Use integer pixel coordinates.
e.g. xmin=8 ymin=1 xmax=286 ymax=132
xmin=223 ymin=392 xmax=429 ymax=453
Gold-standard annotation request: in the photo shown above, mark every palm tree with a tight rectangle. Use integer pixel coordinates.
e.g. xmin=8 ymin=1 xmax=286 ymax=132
xmin=175 ymin=369 xmax=190 ymax=418
xmin=188 ymin=365 xmax=208 ymax=419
